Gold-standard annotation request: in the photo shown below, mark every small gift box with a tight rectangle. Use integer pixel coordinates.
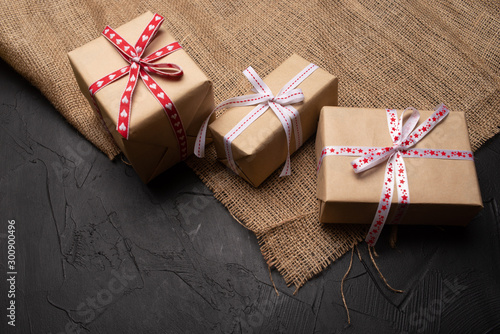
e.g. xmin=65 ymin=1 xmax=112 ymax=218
xmin=316 ymin=105 xmax=483 ymax=246
xmin=68 ymin=12 xmax=214 ymax=183
xmin=195 ymin=54 xmax=338 ymax=187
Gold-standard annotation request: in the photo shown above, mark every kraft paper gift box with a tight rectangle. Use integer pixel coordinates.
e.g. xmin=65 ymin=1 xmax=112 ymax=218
xmin=68 ymin=12 xmax=214 ymax=183
xmin=316 ymin=106 xmax=483 ymax=228
xmin=208 ymin=54 xmax=338 ymax=187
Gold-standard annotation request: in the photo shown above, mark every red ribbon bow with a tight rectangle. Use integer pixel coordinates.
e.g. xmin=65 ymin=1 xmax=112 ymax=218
xmin=89 ymin=13 xmax=188 ymax=159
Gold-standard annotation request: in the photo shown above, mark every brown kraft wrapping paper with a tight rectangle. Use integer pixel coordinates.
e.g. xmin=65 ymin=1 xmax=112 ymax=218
xmin=68 ymin=12 xmax=215 ymax=183
xmin=208 ymin=54 xmax=338 ymax=187
xmin=316 ymin=106 xmax=483 ymax=226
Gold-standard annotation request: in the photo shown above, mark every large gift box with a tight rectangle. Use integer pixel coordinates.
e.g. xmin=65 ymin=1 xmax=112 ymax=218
xmin=68 ymin=12 xmax=214 ymax=183
xmin=316 ymin=105 xmax=483 ymax=245
xmin=202 ymin=54 xmax=338 ymax=187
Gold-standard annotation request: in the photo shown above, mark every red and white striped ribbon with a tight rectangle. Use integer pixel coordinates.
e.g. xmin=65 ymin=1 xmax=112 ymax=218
xmin=88 ymin=13 xmax=189 ymax=160
xmin=195 ymin=63 xmax=318 ymax=176
xmin=317 ymin=104 xmax=474 ymax=246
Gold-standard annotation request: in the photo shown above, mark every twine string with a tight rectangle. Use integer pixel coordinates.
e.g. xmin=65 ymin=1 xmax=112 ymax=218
xmin=341 ymin=246 xmax=355 ymax=324
xmin=368 ymin=246 xmax=403 ymax=293
xmin=268 ymin=265 xmax=280 ymax=297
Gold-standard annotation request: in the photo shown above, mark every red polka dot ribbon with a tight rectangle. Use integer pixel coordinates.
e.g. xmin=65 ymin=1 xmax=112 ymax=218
xmin=195 ymin=63 xmax=318 ymax=177
xmin=316 ymin=104 xmax=474 ymax=246
xmin=88 ymin=13 xmax=188 ymax=160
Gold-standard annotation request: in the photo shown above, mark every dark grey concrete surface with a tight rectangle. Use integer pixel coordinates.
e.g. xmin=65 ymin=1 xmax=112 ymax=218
xmin=1 ymin=58 xmax=500 ymax=334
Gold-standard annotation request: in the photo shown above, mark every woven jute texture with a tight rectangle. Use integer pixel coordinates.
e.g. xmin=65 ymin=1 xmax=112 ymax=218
xmin=1 ymin=1 xmax=499 ymax=288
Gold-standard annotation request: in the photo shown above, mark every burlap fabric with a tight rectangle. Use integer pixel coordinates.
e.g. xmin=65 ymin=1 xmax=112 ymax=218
xmin=1 ymin=1 xmax=499 ymax=288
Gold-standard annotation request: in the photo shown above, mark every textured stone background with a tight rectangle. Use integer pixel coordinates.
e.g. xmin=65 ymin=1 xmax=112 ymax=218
xmin=1 ymin=59 xmax=500 ymax=333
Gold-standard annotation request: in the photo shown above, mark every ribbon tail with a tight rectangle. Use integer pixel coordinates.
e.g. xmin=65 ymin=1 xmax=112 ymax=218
xmin=223 ymin=134 xmax=239 ymax=175
xmin=88 ymin=65 xmax=130 ymax=137
xmin=140 ymin=69 xmax=188 ymax=160
xmin=279 ymin=105 xmax=302 ymax=177
xmin=280 ymin=155 xmax=292 ymax=177
xmin=284 ymin=105 xmax=303 ymax=149
xmin=117 ymin=64 xmax=140 ymax=139
xmin=269 ymin=102 xmax=293 ymax=176
xmin=392 ymin=152 xmax=410 ymax=224
xmin=365 ymin=154 xmax=396 ymax=246
xmin=194 ymin=116 xmax=212 ymax=158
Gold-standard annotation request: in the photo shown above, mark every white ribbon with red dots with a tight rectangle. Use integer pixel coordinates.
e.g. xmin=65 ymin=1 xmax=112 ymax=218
xmin=88 ymin=14 xmax=189 ymax=160
xmin=317 ymin=104 xmax=474 ymax=246
xmin=195 ymin=63 xmax=318 ymax=177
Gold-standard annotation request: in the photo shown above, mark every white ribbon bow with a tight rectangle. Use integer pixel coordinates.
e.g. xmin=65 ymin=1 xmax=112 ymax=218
xmin=195 ymin=63 xmax=318 ymax=176
xmin=351 ymin=107 xmax=426 ymax=173
xmin=317 ymin=104 xmax=474 ymax=246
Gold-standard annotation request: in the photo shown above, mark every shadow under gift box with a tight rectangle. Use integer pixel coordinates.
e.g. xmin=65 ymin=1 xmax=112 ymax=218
xmin=68 ymin=12 xmax=215 ymax=183
xmin=208 ymin=54 xmax=338 ymax=187
xmin=316 ymin=107 xmax=483 ymax=226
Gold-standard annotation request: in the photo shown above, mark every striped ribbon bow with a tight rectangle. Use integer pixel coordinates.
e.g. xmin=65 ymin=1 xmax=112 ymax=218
xmin=195 ymin=63 xmax=318 ymax=176
xmin=317 ymin=104 xmax=474 ymax=246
